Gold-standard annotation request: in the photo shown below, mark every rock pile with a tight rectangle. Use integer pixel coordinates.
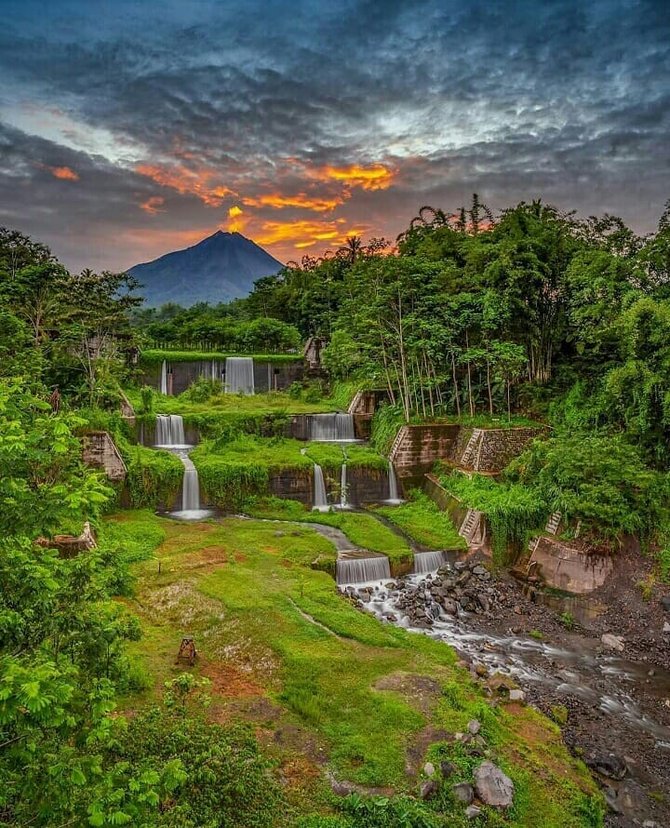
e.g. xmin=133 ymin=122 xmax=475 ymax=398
xmin=347 ymin=560 xmax=497 ymax=628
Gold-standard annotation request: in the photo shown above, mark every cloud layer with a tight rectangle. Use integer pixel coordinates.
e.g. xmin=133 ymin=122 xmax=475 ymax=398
xmin=0 ymin=0 xmax=668 ymax=272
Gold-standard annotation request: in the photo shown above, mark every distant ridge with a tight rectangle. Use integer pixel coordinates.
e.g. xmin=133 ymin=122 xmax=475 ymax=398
xmin=128 ymin=231 xmax=283 ymax=307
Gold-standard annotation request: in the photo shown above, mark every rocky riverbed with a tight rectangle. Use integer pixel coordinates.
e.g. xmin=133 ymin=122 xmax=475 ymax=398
xmin=341 ymin=554 xmax=670 ymax=828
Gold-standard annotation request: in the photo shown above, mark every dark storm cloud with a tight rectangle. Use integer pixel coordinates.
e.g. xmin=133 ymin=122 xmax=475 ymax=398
xmin=0 ymin=0 xmax=668 ymax=270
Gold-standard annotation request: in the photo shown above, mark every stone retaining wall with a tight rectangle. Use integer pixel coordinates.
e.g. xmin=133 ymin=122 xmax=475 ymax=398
xmin=474 ymin=428 xmax=542 ymax=472
xmin=82 ymin=431 xmax=127 ymax=481
xmin=390 ymin=424 xmax=461 ymax=476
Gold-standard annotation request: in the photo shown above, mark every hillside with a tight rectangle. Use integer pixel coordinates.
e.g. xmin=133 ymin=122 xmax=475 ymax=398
xmin=128 ymin=231 xmax=282 ymax=306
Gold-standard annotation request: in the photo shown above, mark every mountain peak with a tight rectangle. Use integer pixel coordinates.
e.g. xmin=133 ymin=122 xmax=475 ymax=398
xmin=129 ymin=231 xmax=283 ymax=307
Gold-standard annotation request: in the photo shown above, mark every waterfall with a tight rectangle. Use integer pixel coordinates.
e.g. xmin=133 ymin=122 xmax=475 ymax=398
xmin=225 ymin=357 xmax=255 ymax=394
xmin=181 ymin=455 xmax=200 ymax=510
xmin=309 ymin=413 xmax=355 ymax=441
xmin=336 ymin=555 xmax=391 ymax=585
xmin=313 ymin=463 xmax=329 ymax=511
xmin=160 ymin=360 xmax=168 ymax=395
xmin=155 ymin=414 xmax=188 ymax=447
xmin=339 ymin=463 xmax=348 ymax=508
xmin=386 ymin=461 xmax=402 ymax=503
xmin=412 ymin=550 xmax=447 ymax=574
xmin=171 ymin=453 xmax=213 ymax=520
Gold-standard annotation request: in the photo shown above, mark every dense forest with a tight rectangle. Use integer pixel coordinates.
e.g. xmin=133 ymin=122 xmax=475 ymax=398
xmin=2 ymin=195 xmax=670 ymax=826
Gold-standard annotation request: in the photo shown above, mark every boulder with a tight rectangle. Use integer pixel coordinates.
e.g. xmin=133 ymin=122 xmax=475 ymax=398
xmin=588 ymin=752 xmax=626 ymax=781
xmin=601 ymin=633 xmax=625 ymax=652
xmin=467 ymin=719 xmax=481 ymax=735
xmin=466 ymin=805 xmax=482 ymax=819
xmin=423 ymin=761 xmax=435 ymax=777
xmin=474 ymin=760 xmax=514 ymax=808
xmin=660 ymin=595 xmax=670 ymax=611
xmin=452 ymin=782 xmax=474 ymax=804
xmin=440 ymin=761 xmax=457 ymax=778
xmin=419 ymin=779 xmax=440 ymax=800
xmin=509 ymin=689 xmax=525 ymax=702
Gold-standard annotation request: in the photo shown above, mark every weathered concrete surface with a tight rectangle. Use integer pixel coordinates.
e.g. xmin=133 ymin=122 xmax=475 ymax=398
xmin=82 ymin=431 xmax=127 ymax=481
xmin=529 ymin=536 xmax=613 ymax=594
xmin=141 ymin=358 xmax=303 ymax=395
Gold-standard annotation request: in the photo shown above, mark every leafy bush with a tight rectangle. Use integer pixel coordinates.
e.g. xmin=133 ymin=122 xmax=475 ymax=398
xmin=507 ymin=433 xmax=669 ymax=544
xmin=441 ymin=472 xmax=546 ymax=564
xmin=123 ymin=444 xmax=184 ymax=510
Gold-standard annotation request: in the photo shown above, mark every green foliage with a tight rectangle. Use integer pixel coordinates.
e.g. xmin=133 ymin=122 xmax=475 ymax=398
xmin=371 ymin=402 xmax=406 ymax=454
xmin=140 ymin=348 xmax=303 ymax=365
xmin=122 ymin=443 xmax=184 ymax=510
xmin=507 ymin=433 xmax=668 ymax=544
xmin=338 ymin=793 xmax=444 ymax=828
xmin=139 ymin=385 xmax=154 ymax=414
xmin=441 ymin=472 xmax=546 ymax=564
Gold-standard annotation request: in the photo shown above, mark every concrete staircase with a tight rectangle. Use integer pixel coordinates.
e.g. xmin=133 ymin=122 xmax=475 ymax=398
xmin=545 ymin=511 xmax=562 ymax=535
xmin=459 ymin=428 xmax=484 ymax=470
xmin=459 ymin=508 xmax=484 ymax=545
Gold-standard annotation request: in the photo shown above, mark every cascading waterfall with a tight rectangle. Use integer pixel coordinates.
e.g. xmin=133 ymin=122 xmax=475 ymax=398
xmin=386 ymin=460 xmax=402 ymax=503
xmin=336 ymin=555 xmax=391 ymax=585
xmin=339 ymin=463 xmax=348 ymax=508
xmin=160 ymin=360 xmax=168 ymax=395
xmin=312 ymin=463 xmax=329 ymax=511
xmin=225 ymin=357 xmax=255 ymax=394
xmin=412 ymin=550 xmax=447 ymax=574
xmin=309 ymin=413 xmax=355 ymax=441
xmin=155 ymin=414 xmax=188 ymax=448
xmin=171 ymin=453 xmax=213 ymax=520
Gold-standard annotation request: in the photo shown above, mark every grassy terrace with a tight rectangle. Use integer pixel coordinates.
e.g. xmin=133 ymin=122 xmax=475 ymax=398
xmin=140 ymin=348 xmax=304 ymax=364
xmin=370 ymin=491 xmax=467 ymax=551
xmin=125 ymin=388 xmax=337 ymax=417
xmin=246 ymin=497 xmax=413 ymax=569
xmin=111 ymin=510 xmax=601 ymax=826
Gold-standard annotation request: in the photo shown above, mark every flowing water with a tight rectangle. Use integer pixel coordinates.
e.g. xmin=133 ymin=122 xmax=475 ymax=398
xmin=346 ymin=568 xmax=670 ymax=748
xmin=336 ymin=555 xmax=391 ymax=585
xmin=313 ymin=463 xmax=329 ymax=511
xmin=412 ymin=550 xmax=448 ymax=573
xmin=160 ymin=360 xmax=168 ymax=395
xmin=225 ymin=357 xmax=255 ymax=394
xmin=170 ymin=452 xmax=213 ymax=520
xmin=339 ymin=463 xmax=349 ymax=508
xmin=386 ymin=460 xmax=403 ymax=504
xmin=154 ymin=414 xmax=191 ymax=449
xmin=309 ymin=413 xmax=356 ymax=441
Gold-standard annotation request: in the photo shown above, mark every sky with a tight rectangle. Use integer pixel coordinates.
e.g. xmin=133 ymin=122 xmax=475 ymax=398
xmin=0 ymin=0 xmax=669 ymax=273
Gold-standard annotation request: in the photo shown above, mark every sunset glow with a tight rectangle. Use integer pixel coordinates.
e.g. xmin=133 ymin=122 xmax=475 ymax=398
xmin=135 ymin=163 xmax=236 ymax=207
xmin=47 ymin=165 xmax=79 ymax=181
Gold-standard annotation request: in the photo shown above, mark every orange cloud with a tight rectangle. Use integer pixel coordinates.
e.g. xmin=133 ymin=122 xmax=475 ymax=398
xmin=48 ymin=165 xmax=79 ymax=181
xmin=242 ymin=192 xmax=343 ymax=212
xmin=312 ymin=163 xmax=395 ymax=191
xmin=255 ymin=219 xmax=369 ymax=250
xmin=139 ymin=196 xmax=165 ymax=215
xmin=135 ymin=163 xmax=236 ymax=207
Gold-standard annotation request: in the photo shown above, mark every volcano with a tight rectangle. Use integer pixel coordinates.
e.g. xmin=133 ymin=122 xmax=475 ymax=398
xmin=128 ymin=231 xmax=283 ymax=307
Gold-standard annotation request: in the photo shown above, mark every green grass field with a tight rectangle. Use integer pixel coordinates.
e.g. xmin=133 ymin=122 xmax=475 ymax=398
xmin=111 ymin=510 xmax=601 ymax=826
xmin=371 ymin=492 xmax=467 ymax=551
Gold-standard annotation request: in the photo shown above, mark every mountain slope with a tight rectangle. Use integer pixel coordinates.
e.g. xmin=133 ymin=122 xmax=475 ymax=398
xmin=128 ymin=231 xmax=283 ymax=306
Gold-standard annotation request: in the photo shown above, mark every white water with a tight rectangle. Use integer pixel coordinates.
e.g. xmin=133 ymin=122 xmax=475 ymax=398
xmin=386 ymin=460 xmax=403 ymax=503
xmin=313 ymin=463 xmax=329 ymax=511
xmin=336 ymin=556 xmax=391 ymax=585
xmin=309 ymin=413 xmax=356 ymax=441
xmin=412 ymin=550 xmax=447 ymax=573
xmin=160 ymin=360 xmax=168 ymax=395
xmin=170 ymin=453 xmax=213 ymax=520
xmin=350 ymin=571 xmax=670 ymax=745
xmin=339 ymin=464 xmax=349 ymax=508
xmin=225 ymin=357 xmax=255 ymax=394
xmin=155 ymin=414 xmax=191 ymax=449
